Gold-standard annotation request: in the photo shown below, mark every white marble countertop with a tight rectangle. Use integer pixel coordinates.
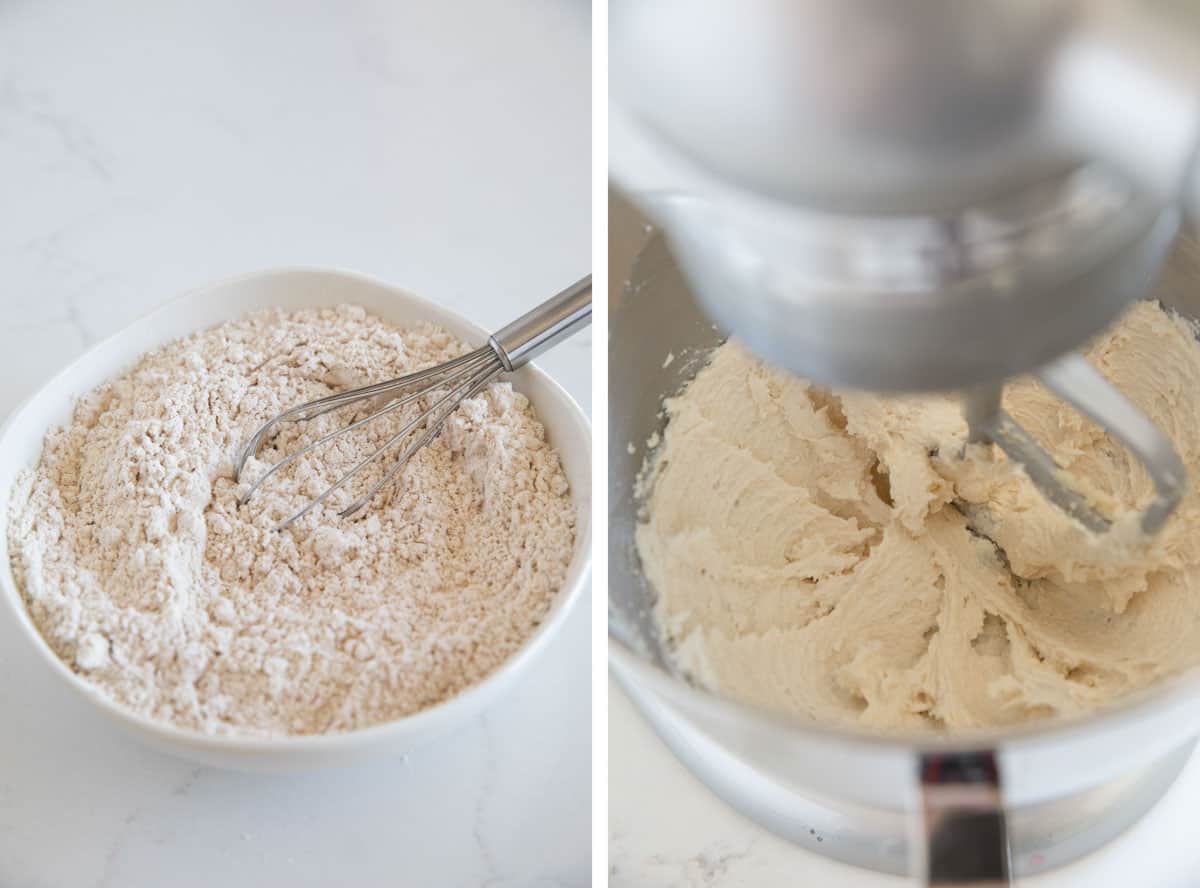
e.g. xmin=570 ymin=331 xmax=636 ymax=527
xmin=0 ymin=2 xmax=590 ymax=886
xmin=610 ymin=680 xmax=1200 ymax=887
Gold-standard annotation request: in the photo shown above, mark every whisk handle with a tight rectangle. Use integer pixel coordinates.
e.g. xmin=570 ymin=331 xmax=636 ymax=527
xmin=488 ymin=275 xmax=592 ymax=370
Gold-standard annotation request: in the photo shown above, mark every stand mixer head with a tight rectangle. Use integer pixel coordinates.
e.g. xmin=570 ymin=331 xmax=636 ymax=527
xmin=611 ymin=0 xmax=1200 ymax=534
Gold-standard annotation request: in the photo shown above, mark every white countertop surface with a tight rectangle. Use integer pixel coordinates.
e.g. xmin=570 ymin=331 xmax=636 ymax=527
xmin=0 ymin=2 xmax=590 ymax=886
xmin=610 ymin=680 xmax=1200 ymax=887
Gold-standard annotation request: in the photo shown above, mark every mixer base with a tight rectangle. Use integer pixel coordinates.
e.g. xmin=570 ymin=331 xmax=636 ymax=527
xmin=617 ymin=674 xmax=1195 ymax=878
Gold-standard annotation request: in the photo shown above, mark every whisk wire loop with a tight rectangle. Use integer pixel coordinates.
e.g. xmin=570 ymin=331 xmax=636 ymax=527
xmin=271 ymin=358 xmax=501 ymax=531
xmin=233 ymin=275 xmax=591 ymax=530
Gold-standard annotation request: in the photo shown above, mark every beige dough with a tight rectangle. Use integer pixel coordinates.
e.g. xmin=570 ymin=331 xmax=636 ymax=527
xmin=636 ymin=301 xmax=1200 ymax=732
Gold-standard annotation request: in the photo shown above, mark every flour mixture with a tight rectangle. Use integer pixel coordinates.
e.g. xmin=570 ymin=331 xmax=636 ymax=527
xmin=637 ymin=301 xmax=1200 ymax=731
xmin=8 ymin=306 xmax=575 ymax=736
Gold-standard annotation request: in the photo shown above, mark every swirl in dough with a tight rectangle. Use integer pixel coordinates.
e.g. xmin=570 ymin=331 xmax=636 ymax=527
xmin=637 ymin=301 xmax=1200 ymax=731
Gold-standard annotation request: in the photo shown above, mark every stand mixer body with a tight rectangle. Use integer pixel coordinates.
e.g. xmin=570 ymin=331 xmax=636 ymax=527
xmin=611 ymin=0 xmax=1200 ymax=390
xmin=610 ymin=0 xmax=1200 ymax=881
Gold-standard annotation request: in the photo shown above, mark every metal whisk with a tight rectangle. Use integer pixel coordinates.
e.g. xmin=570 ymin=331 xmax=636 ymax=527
xmin=234 ymin=275 xmax=591 ymax=530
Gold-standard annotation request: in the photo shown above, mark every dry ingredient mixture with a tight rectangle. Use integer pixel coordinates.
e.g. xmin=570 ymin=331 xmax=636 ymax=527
xmin=8 ymin=305 xmax=576 ymax=736
xmin=637 ymin=301 xmax=1200 ymax=732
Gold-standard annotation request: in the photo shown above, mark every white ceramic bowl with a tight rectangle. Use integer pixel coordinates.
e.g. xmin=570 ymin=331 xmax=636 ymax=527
xmin=0 ymin=268 xmax=592 ymax=772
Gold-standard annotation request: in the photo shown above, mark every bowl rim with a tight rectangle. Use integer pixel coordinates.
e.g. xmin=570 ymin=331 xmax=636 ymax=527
xmin=0 ymin=265 xmax=592 ymax=752
xmin=609 ymin=632 xmax=1200 ymax=757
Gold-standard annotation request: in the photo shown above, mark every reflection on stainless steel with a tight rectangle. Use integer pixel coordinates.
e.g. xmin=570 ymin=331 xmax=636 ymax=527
xmin=920 ymin=751 xmax=1009 ymax=886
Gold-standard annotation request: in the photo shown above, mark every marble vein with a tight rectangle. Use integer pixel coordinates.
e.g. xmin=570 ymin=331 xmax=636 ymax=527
xmin=94 ymin=808 xmax=142 ymax=888
xmin=612 ymin=839 xmax=757 ymax=888
xmin=474 ymin=715 xmax=502 ymax=887
xmin=0 ymin=75 xmax=115 ymax=182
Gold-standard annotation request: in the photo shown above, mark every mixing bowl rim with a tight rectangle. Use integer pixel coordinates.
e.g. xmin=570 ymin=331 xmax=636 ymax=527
xmin=609 ymin=632 xmax=1200 ymax=756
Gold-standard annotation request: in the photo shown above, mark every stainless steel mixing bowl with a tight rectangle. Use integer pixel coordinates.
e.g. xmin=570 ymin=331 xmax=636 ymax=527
xmin=608 ymin=207 xmax=1200 ymax=879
